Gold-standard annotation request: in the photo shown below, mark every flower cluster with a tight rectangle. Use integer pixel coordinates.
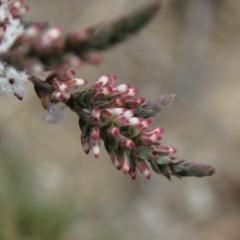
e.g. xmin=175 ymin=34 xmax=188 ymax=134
xmin=33 ymin=70 xmax=87 ymax=124
xmin=0 ymin=0 xmax=28 ymax=99
xmin=65 ymin=74 xmax=215 ymax=180
xmin=0 ymin=0 xmax=215 ymax=180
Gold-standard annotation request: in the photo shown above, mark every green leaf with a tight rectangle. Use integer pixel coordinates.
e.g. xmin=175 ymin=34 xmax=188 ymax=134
xmin=156 ymin=155 xmax=172 ymax=165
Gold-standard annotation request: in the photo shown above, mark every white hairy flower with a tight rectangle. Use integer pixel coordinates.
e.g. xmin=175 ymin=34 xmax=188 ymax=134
xmin=0 ymin=1 xmax=28 ymax=97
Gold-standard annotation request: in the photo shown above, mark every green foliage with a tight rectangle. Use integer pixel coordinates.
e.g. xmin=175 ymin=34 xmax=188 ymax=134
xmin=0 ymin=152 xmax=78 ymax=240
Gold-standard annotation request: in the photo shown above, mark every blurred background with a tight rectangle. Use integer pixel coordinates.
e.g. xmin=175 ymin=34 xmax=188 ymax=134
xmin=0 ymin=0 xmax=240 ymax=239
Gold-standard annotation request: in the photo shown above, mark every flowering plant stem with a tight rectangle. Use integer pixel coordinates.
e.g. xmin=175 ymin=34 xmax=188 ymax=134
xmin=0 ymin=0 xmax=215 ymax=180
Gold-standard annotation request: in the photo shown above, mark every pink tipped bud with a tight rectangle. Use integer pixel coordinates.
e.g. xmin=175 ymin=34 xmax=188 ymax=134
xmin=153 ymin=145 xmax=177 ymax=154
xmin=128 ymin=123 xmax=144 ymax=136
xmin=25 ymin=25 xmax=42 ymax=39
xmin=26 ymin=59 xmax=45 ymax=74
xmin=119 ymin=138 xmax=135 ymax=149
xmin=64 ymin=54 xmax=83 ymax=68
xmin=112 ymin=98 xmax=125 ymax=107
xmin=138 ymin=134 xmax=161 ymax=145
xmin=107 ymin=76 xmax=117 ymax=87
xmin=83 ymin=52 xmax=102 ymax=65
xmin=90 ymin=137 xmax=101 ymax=158
xmin=127 ymin=117 xmax=142 ymax=125
xmin=70 ymin=27 xmax=91 ymax=41
xmin=125 ymin=97 xmax=145 ymax=107
xmin=118 ymin=154 xmax=130 ymax=174
xmin=111 ymin=108 xmax=126 ymax=117
xmin=81 ymin=135 xmax=91 ymax=154
xmin=39 ymin=27 xmax=63 ymax=48
xmin=63 ymin=70 xmax=76 ymax=80
xmin=141 ymin=119 xmax=152 ymax=128
xmin=12 ymin=0 xmax=23 ymax=8
xmin=113 ymin=116 xmax=127 ymax=126
xmin=91 ymin=107 xmax=101 ymax=124
xmin=136 ymin=161 xmax=151 ymax=179
xmin=122 ymin=109 xmax=135 ymax=119
xmin=101 ymin=109 xmax=113 ymax=120
xmin=95 ymin=87 xmax=112 ymax=98
xmin=51 ymin=91 xmax=64 ymax=101
xmin=129 ymin=167 xmax=137 ymax=180
xmin=109 ymin=152 xmax=121 ymax=170
xmin=108 ymin=127 xmax=120 ymax=136
xmin=94 ymin=74 xmax=111 ymax=87
xmin=90 ymin=127 xmax=100 ymax=139
xmin=52 ymin=80 xmax=69 ymax=93
xmin=14 ymin=93 xmax=23 ymax=100
xmin=113 ymin=83 xmax=130 ymax=95
xmin=144 ymin=127 xmax=163 ymax=136
xmin=18 ymin=5 xmax=28 ymax=16
xmin=124 ymin=88 xmax=138 ymax=98
xmin=51 ymin=91 xmax=70 ymax=101
xmin=168 ymin=147 xmax=177 ymax=154
xmin=149 ymin=133 xmax=161 ymax=143
xmin=67 ymin=78 xmax=87 ymax=88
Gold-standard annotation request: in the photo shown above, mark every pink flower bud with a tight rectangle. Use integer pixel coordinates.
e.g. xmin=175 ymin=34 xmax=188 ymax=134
xmin=14 ymin=93 xmax=23 ymax=100
xmin=118 ymin=153 xmax=130 ymax=174
xmin=127 ymin=117 xmax=142 ymax=125
xmin=136 ymin=161 xmax=151 ymax=179
xmin=144 ymin=127 xmax=163 ymax=136
xmin=95 ymin=87 xmax=112 ymax=98
xmin=52 ymin=80 xmax=69 ymax=93
xmin=51 ymin=91 xmax=64 ymax=101
xmin=101 ymin=109 xmax=113 ymax=120
xmin=94 ymin=74 xmax=111 ymax=87
xmin=138 ymin=134 xmax=161 ymax=145
xmin=152 ymin=145 xmax=177 ymax=154
xmin=12 ymin=0 xmax=23 ymax=8
xmin=83 ymin=52 xmax=102 ymax=65
xmin=67 ymin=78 xmax=87 ymax=89
xmin=91 ymin=107 xmax=101 ymax=124
xmin=106 ymin=76 xmax=117 ymax=87
xmin=81 ymin=135 xmax=90 ymax=154
xmin=125 ymin=97 xmax=145 ymax=107
xmin=69 ymin=27 xmax=91 ymax=42
xmin=64 ymin=54 xmax=83 ymax=68
xmin=128 ymin=123 xmax=144 ymax=136
xmin=108 ymin=127 xmax=120 ymax=136
xmin=34 ymin=28 xmax=64 ymax=51
xmin=26 ymin=59 xmax=45 ymax=74
xmin=129 ymin=167 xmax=137 ymax=180
xmin=119 ymin=138 xmax=135 ymax=149
xmin=122 ymin=109 xmax=135 ymax=119
xmin=51 ymin=91 xmax=70 ymax=101
xmin=63 ymin=70 xmax=76 ymax=80
xmin=141 ymin=119 xmax=152 ymax=128
xmin=111 ymin=108 xmax=126 ymax=117
xmin=109 ymin=152 xmax=121 ymax=170
xmin=123 ymin=88 xmax=138 ymax=98
xmin=90 ymin=127 xmax=100 ymax=139
xmin=113 ymin=83 xmax=130 ymax=95
xmin=90 ymin=138 xmax=101 ymax=158
xmin=113 ymin=116 xmax=127 ymax=127
xmin=25 ymin=25 xmax=42 ymax=39
xmin=112 ymin=98 xmax=125 ymax=107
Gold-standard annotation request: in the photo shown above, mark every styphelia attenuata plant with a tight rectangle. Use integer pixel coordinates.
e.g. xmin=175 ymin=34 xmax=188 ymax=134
xmin=0 ymin=0 xmax=215 ymax=180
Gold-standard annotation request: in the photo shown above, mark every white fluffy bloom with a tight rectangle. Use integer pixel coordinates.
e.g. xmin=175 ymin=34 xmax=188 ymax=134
xmin=44 ymin=103 xmax=66 ymax=124
xmin=0 ymin=1 xmax=28 ymax=97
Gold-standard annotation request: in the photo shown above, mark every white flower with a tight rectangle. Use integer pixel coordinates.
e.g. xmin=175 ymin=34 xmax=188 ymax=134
xmin=0 ymin=1 xmax=27 ymax=97
xmin=44 ymin=103 xmax=66 ymax=124
xmin=0 ymin=2 xmax=24 ymax=52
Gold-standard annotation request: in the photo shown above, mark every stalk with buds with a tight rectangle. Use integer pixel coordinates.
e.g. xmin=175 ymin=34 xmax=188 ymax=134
xmin=0 ymin=0 xmax=215 ymax=180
